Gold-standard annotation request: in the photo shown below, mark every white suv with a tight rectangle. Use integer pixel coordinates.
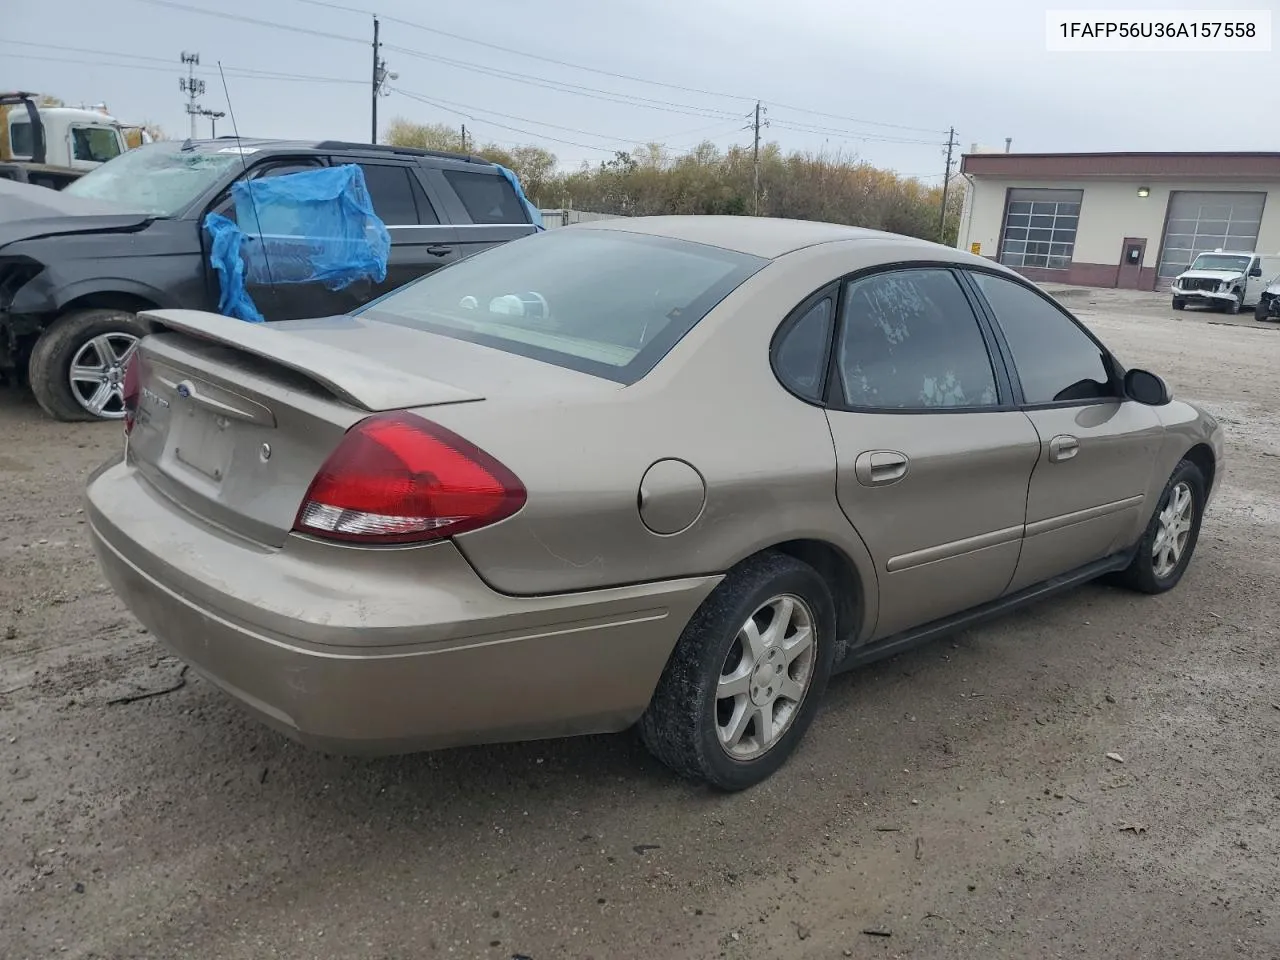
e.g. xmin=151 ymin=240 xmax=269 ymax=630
xmin=1170 ymin=250 xmax=1279 ymax=314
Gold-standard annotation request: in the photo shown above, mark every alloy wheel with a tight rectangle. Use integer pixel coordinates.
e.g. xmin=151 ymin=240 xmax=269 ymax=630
xmin=715 ymin=594 xmax=817 ymax=761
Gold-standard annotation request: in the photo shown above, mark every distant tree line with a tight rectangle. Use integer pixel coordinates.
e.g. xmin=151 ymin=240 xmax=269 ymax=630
xmin=384 ymin=117 xmax=964 ymax=244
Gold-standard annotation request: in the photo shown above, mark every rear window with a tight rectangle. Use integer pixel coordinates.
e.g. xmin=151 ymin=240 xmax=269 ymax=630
xmin=10 ymin=121 xmax=33 ymax=158
xmin=443 ymin=169 xmax=528 ymax=224
xmin=359 ymin=228 xmax=765 ymax=383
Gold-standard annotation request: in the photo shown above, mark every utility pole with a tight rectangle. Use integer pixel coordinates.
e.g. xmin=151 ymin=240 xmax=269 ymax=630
xmin=178 ymin=51 xmax=204 ymax=140
xmin=369 ymin=16 xmax=396 ymax=144
xmin=461 ymin=124 xmax=467 ymax=152
xmin=752 ymin=101 xmax=768 ymax=216
xmin=938 ymin=125 xmax=959 ymax=243
xmin=370 ymin=17 xmax=380 ymax=144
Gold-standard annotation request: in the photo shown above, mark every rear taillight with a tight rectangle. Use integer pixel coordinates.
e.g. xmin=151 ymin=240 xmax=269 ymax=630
xmin=122 ymin=351 xmax=141 ymax=435
xmin=293 ymin=411 xmax=526 ymax=545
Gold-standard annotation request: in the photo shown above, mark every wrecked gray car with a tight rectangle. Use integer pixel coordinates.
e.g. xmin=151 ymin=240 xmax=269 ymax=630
xmin=0 ymin=138 xmax=537 ymax=421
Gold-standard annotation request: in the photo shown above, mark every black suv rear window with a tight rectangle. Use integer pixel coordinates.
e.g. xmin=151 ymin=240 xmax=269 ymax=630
xmin=359 ymin=228 xmax=765 ymax=384
xmin=443 ymin=169 xmax=528 ymax=224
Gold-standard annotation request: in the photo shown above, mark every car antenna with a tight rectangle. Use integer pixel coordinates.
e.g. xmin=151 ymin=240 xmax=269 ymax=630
xmin=215 ymin=61 xmax=276 ymax=295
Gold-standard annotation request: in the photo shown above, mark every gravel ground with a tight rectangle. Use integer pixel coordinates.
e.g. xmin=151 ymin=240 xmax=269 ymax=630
xmin=2 ymin=289 xmax=1278 ymax=960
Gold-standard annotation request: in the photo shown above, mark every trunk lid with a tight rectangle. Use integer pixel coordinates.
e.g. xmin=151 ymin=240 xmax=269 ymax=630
xmin=128 ymin=310 xmax=486 ymax=548
xmin=127 ymin=309 xmax=614 ymax=547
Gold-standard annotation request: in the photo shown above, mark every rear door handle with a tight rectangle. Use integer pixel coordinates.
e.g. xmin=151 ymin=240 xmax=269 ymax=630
xmin=854 ymin=450 xmax=909 ymax=486
xmin=1048 ymin=435 xmax=1079 ymax=462
xmin=426 ymin=244 xmax=454 ymax=257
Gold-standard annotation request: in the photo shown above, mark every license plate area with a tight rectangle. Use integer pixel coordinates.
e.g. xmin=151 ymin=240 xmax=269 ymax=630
xmin=172 ymin=405 xmax=234 ymax=483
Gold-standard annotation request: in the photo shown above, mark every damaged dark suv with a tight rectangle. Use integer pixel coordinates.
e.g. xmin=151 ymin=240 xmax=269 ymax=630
xmin=0 ymin=137 xmax=539 ymax=421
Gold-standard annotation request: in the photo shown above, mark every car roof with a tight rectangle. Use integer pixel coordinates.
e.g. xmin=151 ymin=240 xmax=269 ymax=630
xmin=178 ymin=137 xmax=498 ymax=169
xmin=573 ymin=215 xmax=980 ymax=262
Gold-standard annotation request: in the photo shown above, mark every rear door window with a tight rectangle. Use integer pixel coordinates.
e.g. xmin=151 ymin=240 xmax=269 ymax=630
xmin=835 ymin=268 xmax=1000 ymax=410
xmin=443 ymin=169 xmax=528 ymax=224
xmin=355 ymin=163 xmax=422 ymax=226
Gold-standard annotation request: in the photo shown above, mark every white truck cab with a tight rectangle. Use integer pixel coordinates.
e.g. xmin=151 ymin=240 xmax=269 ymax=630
xmin=1170 ymin=249 xmax=1280 ymax=314
xmin=4 ymin=105 xmax=127 ymax=170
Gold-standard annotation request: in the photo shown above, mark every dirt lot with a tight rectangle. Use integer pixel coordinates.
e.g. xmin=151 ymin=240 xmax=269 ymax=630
xmin=2 ymin=288 xmax=1278 ymax=960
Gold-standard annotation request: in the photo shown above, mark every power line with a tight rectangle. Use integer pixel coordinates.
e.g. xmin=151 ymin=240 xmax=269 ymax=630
xmin=131 ymin=0 xmax=740 ymax=121
xmin=391 ymin=88 xmax=621 ymax=152
xmin=278 ymin=0 xmax=948 ymax=135
xmin=0 ymin=43 xmax=364 ymax=85
xmin=2 ymin=39 xmax=745 ymax=151
xmin=769 ymin=118 xmax=945 ymax=146
xmin=131 ymin=0 xmax=949 ymax=135
xmin=392 ymin=89 xmax=684 ymax=145
xmin=134 ymin=0 xmax=359 ymax=45
xmin=380 ymin=44 xmax=743 ymax=121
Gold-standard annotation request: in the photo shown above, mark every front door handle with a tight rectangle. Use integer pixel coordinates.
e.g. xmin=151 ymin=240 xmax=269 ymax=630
xmin=1048 ymin=435 xmax=1079 ymax=462
xmin=426 ymin=244 xmax=454 ymax=257
xmin=854 ymin=450 xmax=909 ymax=486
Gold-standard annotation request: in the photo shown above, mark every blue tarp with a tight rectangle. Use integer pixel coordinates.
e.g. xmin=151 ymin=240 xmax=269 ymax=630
xmin=493 ymin=163 xmax=545 ymax=231
xmin=203 ymin=164 xmax=391 ymax=323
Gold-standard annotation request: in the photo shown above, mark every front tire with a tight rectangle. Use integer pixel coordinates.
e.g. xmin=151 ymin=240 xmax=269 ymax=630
xmin=27 ymin=309 xmax=147 ymax=422
xmin=1227 ymin=291 xmax=1243 ymax=315
xmin=1111 ymin=458 xmax=1206 ymax=595
xmin=1172 ymin=298 xmax=1185 ymax=311
xmin=638 ymin=552 xmax=837 ymax=791
xmin=1257 ymin=300 xmax=1271 ymax=322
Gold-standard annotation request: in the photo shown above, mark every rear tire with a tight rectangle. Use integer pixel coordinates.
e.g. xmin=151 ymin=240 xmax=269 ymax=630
xmin=1111 ymin=458 xmax=1206 ymax=595
xmin=638 ymin=552 xmax=837 ymax=791
xmin=1171 ymin=298 xmax=1185 ymax=311
xmin=27 ymin=309 xmax=147 ymax=422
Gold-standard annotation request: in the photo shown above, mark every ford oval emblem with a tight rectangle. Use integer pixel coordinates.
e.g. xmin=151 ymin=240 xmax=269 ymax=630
xmin=176 ymin=382 xmax=192 ymax=399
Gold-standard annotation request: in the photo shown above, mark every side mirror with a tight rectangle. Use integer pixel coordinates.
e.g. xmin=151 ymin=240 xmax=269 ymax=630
xmin=1250 ymin=266 xmax=1263 ymax=277
xmin=1124 ymin=368 xmax=1170 ymax=406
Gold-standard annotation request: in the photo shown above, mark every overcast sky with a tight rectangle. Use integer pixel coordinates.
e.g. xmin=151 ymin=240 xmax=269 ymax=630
xmin=6 ymin=0 xmax=1277 ymax=181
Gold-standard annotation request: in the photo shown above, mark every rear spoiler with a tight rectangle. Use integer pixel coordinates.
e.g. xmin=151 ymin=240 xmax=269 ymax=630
xmin=140 ymin=309 xmax=483 ymax=412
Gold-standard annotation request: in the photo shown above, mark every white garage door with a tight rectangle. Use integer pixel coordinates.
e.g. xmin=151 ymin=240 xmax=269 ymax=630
xmin=1157 ymin=191 xmax=1266 ymax=281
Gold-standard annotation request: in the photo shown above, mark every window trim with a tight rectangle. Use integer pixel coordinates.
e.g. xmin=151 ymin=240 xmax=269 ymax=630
xmin=959 ymin=265 xmax=1124 ymax=411
xmin=818 ymin=262 xmax=1017 ymax=416
xmin=768 ymin=283 xmax=839 ymax=405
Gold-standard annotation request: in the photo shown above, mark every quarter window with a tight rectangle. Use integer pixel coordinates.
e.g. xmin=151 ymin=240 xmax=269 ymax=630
xmin=970 ymin=272 xmax=1113 ymax=404
xmin=774 ymin=296 xmax=833 ymax=401
xmin=835 ymin=269 xmax=999 ymax=410
xmin=999 ymin=188 xmax=1082 ymax=270
xmin=444 ymin=169 xmax=528 ymax=224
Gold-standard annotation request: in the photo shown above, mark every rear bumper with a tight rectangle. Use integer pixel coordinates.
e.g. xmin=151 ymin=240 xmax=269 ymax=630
xmin=86 ymin=459 xmax=719 ymax=755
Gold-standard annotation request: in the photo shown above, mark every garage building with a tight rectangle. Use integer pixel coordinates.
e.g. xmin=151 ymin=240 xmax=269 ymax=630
xmin=955 ymin=152 xmax=1280 ymax=291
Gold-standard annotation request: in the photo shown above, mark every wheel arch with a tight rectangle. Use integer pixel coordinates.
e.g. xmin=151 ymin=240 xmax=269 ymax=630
xmin=1183 ymin=442 xmax=1216 ymax=494
xmin=742 ymin=538 xmax=874 ymax=664
xmin=57 ymin=288 xmax=162 ymax=319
